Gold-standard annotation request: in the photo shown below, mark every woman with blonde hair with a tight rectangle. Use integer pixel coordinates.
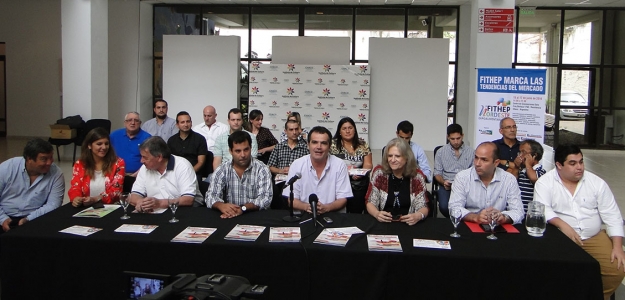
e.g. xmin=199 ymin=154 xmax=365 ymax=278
xmin=366 ymin=138 xmax=428 ymax=225
xmin=69 ymin=127 xmax=125 ymax=206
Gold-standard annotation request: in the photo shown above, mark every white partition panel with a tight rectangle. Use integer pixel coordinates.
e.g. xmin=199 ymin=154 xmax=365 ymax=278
xmin=163 ymin=35 xmax=240 ymax=127
xmin=272 ymin=36 xmax=350 ymax=65
xmin=369 ymin=38 xmax=449 ymax=151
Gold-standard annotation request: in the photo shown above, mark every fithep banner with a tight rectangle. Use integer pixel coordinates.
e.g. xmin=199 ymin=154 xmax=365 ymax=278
xmin=248 ymin=63 xmax=371 ymax=142
xmin=475 ymin=68 xmax=547 ymax=145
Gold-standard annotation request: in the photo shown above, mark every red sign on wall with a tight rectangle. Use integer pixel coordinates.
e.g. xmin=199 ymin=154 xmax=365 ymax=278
xmin=478 ymin=8 xmax=514 ymax=34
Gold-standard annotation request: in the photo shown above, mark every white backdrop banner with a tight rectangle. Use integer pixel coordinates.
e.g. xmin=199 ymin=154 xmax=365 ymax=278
xmin=248 ymin=63 xmax=371 ymax=141
xmin=475 ymin=68 xmax=547 ymax=145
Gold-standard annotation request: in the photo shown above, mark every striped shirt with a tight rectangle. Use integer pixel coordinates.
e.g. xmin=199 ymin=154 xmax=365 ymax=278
xmin=433 ymin=142 xmax=474 ymax=182
xmin=518 ymin=164 xmax=546 ymax=213
xmin=205 ymin=158 xmax=273 ymax=209
xmin=267 ymin=139 xmax=309 ymax=169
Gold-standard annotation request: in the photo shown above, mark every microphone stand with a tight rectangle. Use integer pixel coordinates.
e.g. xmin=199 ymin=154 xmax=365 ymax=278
xmin=282 ymin=183 xmax=301 ymax=222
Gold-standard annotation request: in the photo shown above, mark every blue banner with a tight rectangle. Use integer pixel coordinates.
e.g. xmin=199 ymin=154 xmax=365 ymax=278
xmin=477 ymin=69 xmax=546 ymax=95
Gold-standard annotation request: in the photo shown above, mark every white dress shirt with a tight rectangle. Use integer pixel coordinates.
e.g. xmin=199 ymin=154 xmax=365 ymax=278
xmin=193 ymin=121 xmax=229 ymax=152
xmin=448 ymin=166 xmax=525 ymax=224
xmin=534 ymin=169 xmax=624 ymax=240
xmin=283 ymin=155 xmax=353 ymax=213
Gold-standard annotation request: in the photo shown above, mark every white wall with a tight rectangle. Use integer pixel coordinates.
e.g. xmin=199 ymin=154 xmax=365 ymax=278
xmin=369 ymin=38 xmax=449 ymax=151
xmin=0 ymin=0 xmax=62 ymax=137
xmin=272 ymin=36 xmax=350 ymax=65
xmin=62 ymin=0 xmax=92 ymax=119
xmin=108 ymin=0 xmax=153 ymax=130
xmin=163 ymin=36 xmax=240 ymax=127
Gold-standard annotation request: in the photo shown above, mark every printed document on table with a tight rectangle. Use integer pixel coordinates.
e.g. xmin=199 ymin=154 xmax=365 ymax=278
xmin=224 ymin=224 xmax=266 ymax=242
xmin=314 ymin=229 xmax=352 ymax=247
xmin=114 ymin=224 xmax=158 ymax=234
xmin=73 ymin=205 xmax=119 ymax=218
xmin=413 ymin=239 xmax=451 ymax=250
xmin=171 ymin=227 xmax=217 ymax=244
xmin=269 ymin=227 xmax=301 ymax=243
xmin=367 ymin=234 xmax=403 ymax=252
xmin=59 ymin=225 xmax=102 ymax=236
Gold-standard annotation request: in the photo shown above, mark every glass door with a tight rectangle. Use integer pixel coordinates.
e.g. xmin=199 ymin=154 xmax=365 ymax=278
xmin=555 ymin=68 xmax=596 ymax=147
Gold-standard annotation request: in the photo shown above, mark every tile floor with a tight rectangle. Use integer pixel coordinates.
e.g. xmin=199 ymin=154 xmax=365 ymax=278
xmin=1 ymin=137 xmax=624 ymax=298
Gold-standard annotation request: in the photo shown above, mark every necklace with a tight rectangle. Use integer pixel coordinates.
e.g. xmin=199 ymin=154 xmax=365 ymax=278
xmin=391 ymin=174 xmax=403 ymax=209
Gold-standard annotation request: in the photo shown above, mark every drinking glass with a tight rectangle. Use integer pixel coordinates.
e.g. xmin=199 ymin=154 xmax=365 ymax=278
xmin=487 ymin=211 xmax=498 ymax=240
xmin=526 ymin=201 xmax=546 ymax=237
xmin=119 ymin=193 xmax=130 ymax=220
xmin=168 ymin=198 xmax=179 ymax=223
xmin=449 ymin=207 xmax=461 ymax=238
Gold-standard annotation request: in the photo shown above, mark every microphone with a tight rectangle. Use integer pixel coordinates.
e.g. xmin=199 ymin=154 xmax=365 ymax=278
xmin=285 ymin=172 xmax=302 ymax=187
xmin=309 ymin=194 xmax=319 ymax=226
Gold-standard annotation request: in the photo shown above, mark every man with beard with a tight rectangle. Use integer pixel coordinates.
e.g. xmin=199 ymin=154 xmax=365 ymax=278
xmin=433 ymin=124 xmax=474 ymax=218
xmin=212 ymin=108 xmax=258 ymax=171
xmin=142 ymin=100 xmax=177 ymax=141
xmin=205 ymin=131 xmax=272 ymax=218
xmin=448 ymin=142 xmax=524 ymax=225
xmin=167 ymin=111 xmax=209 ymax=181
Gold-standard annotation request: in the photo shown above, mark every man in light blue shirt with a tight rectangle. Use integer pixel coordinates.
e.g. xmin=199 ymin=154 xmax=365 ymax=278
xmin=448 ymin=141 xmax=524 ymax=224
xmin=396 ymin=121 xmax=432 ymax=182
xmin=0 ymin=139 xmax=64 ymax=232
xmin=141 ymin=100 xmax=177 ymax=141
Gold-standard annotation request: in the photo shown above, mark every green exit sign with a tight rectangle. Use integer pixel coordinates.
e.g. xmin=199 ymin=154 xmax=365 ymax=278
xmin=520 ymin=7 xmax=536 ymax=16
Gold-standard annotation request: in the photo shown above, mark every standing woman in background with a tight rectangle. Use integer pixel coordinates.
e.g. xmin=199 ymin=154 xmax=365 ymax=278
xmin=247 ymin=109 xmax=278 ymax=164
xmin=330 ymin=117 xmax=372 ymax=213
xmin=69 ymin=127 xmax=125 ymax=206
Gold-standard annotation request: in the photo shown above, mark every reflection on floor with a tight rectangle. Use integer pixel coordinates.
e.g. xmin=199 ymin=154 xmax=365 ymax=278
xmin=1 ymin=137 xmax=624 ymax=298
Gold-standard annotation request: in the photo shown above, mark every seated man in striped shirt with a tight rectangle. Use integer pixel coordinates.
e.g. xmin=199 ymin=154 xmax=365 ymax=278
xmin=433 ymin=124 xmax=474 ymax=218
xmin=205 ymin=131 xmax=273 ymax=218
xmin=516 ymin=139 xmax=546 ymax=214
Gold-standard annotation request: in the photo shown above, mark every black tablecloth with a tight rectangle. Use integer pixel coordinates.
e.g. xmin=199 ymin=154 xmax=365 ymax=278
xmin=1 ymin=204 xmax=603 ymax=300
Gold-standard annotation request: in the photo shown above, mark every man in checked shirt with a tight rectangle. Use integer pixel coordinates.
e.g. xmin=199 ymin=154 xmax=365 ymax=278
xmin=205 ymin=131 xmax=272 ymax=218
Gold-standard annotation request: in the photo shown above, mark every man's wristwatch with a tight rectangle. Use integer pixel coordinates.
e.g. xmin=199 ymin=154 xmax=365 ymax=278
xmin=241 ymin=205 xmax=247 ymax=213
xmin=504 ymin=161 xmax=510 ymax=169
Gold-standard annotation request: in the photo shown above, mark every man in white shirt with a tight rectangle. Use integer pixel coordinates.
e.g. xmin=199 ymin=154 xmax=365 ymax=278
xmin=129 ymin=136 xmax=204 ymax=211
xmin=283 ymin=126 xmax=352 ymax=214
xmin=534 ymin=144 xmax=625 ymax=299
xmin=448 ymin=142 xmax=524 ymax=224
xmin=193 ymin=105 xmax=228 ymax=152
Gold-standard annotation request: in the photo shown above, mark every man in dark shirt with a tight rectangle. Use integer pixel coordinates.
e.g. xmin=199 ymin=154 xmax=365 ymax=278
xmin=492 ymin=117 xmax=520 ymax=175
xmin=167 ymin=111 xmax=209 ymax=181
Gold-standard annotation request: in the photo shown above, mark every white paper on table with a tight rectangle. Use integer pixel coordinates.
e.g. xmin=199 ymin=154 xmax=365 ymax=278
xmin=171 ymin=227 xmax=217 ymax=243
xmin=114 ymin=224 xmax=158 ymax=234
xmin=313 ymin=229 xmax=353 ymax=247
xmin=367 ymin=234 xmax=402 ymax=252
xmin=348 ymin=168 xmax=371 ymax=176
xmin=224 ymin=224 xmax=266 ymax=242
xmin=332 ymin=226 xmax=365 ymax=234
xmin=413 ymin=239 xmax=451 ymax=250
xmin=59 ymin=225 xmax=102 ymax=236
xmin=269 ymin=227 xmax=301 ymax=243
xmin=132 ymin=208 xmax=167 ymax=214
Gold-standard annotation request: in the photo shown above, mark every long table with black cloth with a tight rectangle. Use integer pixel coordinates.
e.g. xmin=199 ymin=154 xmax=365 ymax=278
xmin=1 ymin=204 xmax=603 ymax=300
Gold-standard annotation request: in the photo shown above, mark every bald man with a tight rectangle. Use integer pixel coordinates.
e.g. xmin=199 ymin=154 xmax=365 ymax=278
xmin=193 ymin=105 xmax=228 ymax=152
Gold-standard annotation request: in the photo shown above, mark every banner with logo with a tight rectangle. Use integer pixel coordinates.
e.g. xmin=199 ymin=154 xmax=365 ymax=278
xmin=248 ymin=63 xmax=371 ymax=142
xmin=475 ymin=68 xmax=547 ymax=145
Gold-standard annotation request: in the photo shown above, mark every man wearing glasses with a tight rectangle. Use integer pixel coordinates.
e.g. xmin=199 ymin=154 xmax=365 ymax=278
xmin=493 ymin=117 xmax=520 ymax=174
xmin=110 ymin=112 xmax=152 ymax=175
